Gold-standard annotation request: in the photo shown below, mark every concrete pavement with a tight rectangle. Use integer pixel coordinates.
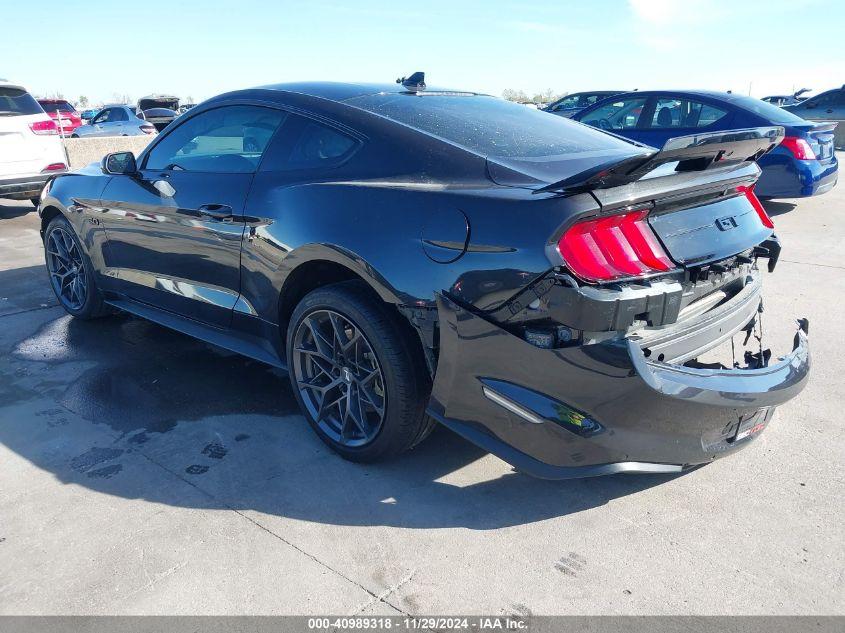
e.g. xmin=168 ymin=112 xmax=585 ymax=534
xmin=0 ymin=175 xmax=842 ymax=615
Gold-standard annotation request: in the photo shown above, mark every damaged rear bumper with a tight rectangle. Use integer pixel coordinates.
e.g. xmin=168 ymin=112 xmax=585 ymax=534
xmin=427 ymin=294 xmax=810 ymax=480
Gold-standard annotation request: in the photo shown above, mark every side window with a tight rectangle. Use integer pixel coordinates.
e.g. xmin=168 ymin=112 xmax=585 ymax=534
xmin=144 ymin=105 xmax=287 ymax=173
xmin=91 ymin=109 xmax=109 ymax=125
xmin=581 ymin=98 xmax=648 ymax=131
xmin=109 ymin=108 xmax=129 ymax=122
xmin=555 ymin=95 xmax=580 ymax=110
xmin=260 ymin=115 xmax=358 ymax=171
xmin=650 ymin=98 xmax=727 ymax=128
xmin=696 ymin=104 xmax=728 ymax=127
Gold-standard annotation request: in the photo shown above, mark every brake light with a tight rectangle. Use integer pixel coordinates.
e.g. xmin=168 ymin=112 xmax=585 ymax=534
xmin=737 ymin=184 xmax=774 ymax=230
xmin=140 ymin=124 xmax=156 ymax=134
xmin=41 ymin=163 xmax=67 ymax=172
xmin=781 ymin=136 xmax=816 ymax=160
xmin=29 ymin=120 xmax=58 ymax=135
xmin=557 ymin=210 xmax=674 ymax=282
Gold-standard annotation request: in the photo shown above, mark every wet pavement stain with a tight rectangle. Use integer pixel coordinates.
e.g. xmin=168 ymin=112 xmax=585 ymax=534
xmin=202 ymin=442 xmax=228 ymax=459
xmin=70 ymin=447 xmax=124 ymax=473
xmin=11 ymin=314 xmax=299 ymax=439
xmin=185 ymin=465 xmax=209 ymax=475
xmin=87 ymin=464 xmax=123 ymax=479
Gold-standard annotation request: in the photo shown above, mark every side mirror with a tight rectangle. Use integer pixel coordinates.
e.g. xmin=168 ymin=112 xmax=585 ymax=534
xmin=102 ymin=152 xmax=138 ymax=175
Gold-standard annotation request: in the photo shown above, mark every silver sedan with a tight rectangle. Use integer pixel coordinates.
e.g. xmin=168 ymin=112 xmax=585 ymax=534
xmin=71 ymin=105 xmax=157 ymax=138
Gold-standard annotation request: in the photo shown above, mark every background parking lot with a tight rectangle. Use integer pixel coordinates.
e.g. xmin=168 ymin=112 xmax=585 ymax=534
xmin=0 ymin=169 xmax=843 ymax=615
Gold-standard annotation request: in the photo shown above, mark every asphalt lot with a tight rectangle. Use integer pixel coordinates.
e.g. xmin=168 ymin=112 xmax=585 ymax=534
xmin=0 ymin=169 xmax=843 ymax=616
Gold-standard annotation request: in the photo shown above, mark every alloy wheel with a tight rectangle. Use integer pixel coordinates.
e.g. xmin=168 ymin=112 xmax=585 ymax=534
xmin=292 ymin=309 xmax=386 ymax=447
xmin=46 ymin=226 xmax=87 ymax=311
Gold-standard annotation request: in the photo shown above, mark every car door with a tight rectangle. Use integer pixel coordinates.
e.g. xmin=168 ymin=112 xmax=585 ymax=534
xmin=88 ymin=107 xmax=122 ymax=137
xmin=98 ymin=104 xmax=287 ymax=327
xmin=627 ymin=96 xmax=731 ymax=148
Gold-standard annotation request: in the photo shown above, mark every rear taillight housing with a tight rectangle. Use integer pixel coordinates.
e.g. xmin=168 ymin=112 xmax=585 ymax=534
xmin=29 ymin=120 xmax=58 ymax=135
xmin=41 ymin=163 xmax=67 ymax=173
xmin=781 ymin=136 xmax=816 ymax=160
xmin=556 ymin=210 xmax=675 ymax=283
xmin=737 ymin=184 xmax=774 ymax=229
xmin=140 ymin=124 xmax=156 ymax=134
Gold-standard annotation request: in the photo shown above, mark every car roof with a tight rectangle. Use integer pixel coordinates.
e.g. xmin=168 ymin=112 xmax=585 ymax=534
xmin=0 ymin=81 xmax=27 ymax=91
xmin=255 ymin=81 xmax=484 ymax=102
xmin=37 ymin=98 xmax=70 ymax=103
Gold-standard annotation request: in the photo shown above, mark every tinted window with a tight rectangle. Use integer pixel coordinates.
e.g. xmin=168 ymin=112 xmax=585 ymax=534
xmin=650 ymin=98 xmax=727 ymax=128
xmin=39 ymin=101 xmax=74 ymax=113
xmin=0 ymin=87 xmax=42 ymax=116
xmin=145 ymin=105 xmax=286 ymax=173
xmin=581 ymin=97 xmax=648 ymax=131
xmin=288 ymin=121 xmax=357 ymax=167
xmin=723 ymin=94 xmax=807 ymax=125
xmin=348 ymin=94 xmax=638 ymax=158
xmin=107 ymin=108 xmax=128 ymax=122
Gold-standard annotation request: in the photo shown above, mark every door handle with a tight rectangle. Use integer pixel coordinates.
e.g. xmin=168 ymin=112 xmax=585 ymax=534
xmin=198 ymin=204 xmax=233 ymax=220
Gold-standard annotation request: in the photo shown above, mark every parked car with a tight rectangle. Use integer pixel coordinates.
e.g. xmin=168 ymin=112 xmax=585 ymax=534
xmin=137 ymin=94 xmax=179 ymax=131
xmin=79 ymin=108 xmax=99 ymax=122
xmin=71 ymin=105 xmax=156 ymax=137
xmin=783 ymin=85 xmax=845 ymax=120
xmin=544 ymin=91 xmax=625 ymax=118
xmin=38 ymin=78 xmax=809 ymax=478
xmin=761 ymin=88 xmax=811 ymax=107
xmin=0 ymin=81 xmax=67 ymax=205
xmin=37 ymin=99 xmax=82 ymax=136
xmin=178 ymin=103 xmax=196 ymax=115
xmin=574 ymin=90 xmax=838 ymax=198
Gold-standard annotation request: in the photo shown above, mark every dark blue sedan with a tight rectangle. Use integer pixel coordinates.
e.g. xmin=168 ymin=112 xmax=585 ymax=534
xmin=573 ymin=90 xmax=838 ymax=198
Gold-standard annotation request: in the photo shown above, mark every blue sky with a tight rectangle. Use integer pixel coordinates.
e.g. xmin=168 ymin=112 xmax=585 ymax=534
xmin=1 ymin=0 xmax=842 ymax=105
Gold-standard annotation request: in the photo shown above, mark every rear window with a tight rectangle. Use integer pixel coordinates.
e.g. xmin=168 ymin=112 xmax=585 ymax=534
xmin=726 ymin=94 xmax=808 ymax=125
xmin=39 ymin=101 xmax=74 ymax=113
xmin=0 ymin=87 xmax=43 ymax=116
xmin=346 ymin=93 xmax=639 ymax=159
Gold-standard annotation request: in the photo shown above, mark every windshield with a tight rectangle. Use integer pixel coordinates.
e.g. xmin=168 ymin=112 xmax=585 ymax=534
xmin=39 ymin=101 xmax=74 ymax=113
xmin=346 ymin=93 xmax=641 ymax=159
xmin=0 ymin=87 xmax=42 ymax=115
xmin=726 ymin=94 xmax=808 ymax=125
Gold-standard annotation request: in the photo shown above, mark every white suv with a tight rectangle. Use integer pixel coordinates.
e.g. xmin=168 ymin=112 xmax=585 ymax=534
xmin=0 ymin=81 xmax=68 ymax=205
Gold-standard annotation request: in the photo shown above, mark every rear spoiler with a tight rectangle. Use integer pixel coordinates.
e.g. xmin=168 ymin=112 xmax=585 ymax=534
xmin=807 ymin=121 xmax=838 ymax=133
xmin=534 ymin=126 xmax=785 ymax=195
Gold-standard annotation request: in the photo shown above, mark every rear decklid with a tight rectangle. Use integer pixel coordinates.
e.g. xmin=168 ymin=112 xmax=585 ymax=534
xmin=541 ymin=127 xmax=784 ymax=269
xmin=794 ymin=120 xmax=838 ymax=163
xmin=138 ymin=95 xmax=179 ymax=111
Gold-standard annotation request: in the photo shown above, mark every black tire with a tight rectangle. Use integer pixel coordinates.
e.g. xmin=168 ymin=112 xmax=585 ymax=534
xmin=71 ymin=134 xmax=79 ymax=138
xmin=286 ymin=281 xmax=430 ymax=462
xmin=44 ymin=215 xmax=111 ymax=320
xmin=30 ymin=197 xmax=40 ymax=207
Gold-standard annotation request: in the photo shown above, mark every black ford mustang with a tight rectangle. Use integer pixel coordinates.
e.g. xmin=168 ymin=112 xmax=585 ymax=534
xmin=37 ymin=74 xmax=810 ymax=479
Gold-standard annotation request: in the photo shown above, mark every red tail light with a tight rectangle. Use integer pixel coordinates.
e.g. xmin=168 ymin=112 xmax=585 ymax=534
xmin=781 ymin=136 xmax=816 ymax=160
xmin=41 ymin=163 xmax=67 ymax=172
xmin=29 ymin=120 xmax=58 ymax=135
xmin=737 ymin=184 xmax=774 ymax=229
xmin=557 ymin=210 xmax=674 ymax=282
xmin=140 ymin=124 xmax=156 ymax=134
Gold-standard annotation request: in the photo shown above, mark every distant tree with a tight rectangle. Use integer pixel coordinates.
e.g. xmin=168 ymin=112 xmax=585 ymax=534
xmin=532 ymin=88 xmax=565 ymax=105
xmin=112 ymin=92 xmax=132 ymax=105
xmin=78 ymin=95 xmax=89 ymax=108
xmin=502 ymin=88 xmax=530 ymax=102
xmin=503 ymin=88 xmax=565 ymax=105
xmin=185 ymin=95 xmax=194 ymax=104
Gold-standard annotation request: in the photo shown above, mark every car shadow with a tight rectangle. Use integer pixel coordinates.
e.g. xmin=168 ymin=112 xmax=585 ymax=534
xmin=0 ymin=200 xmax=36 ymax=220
xmin=762 ymin=200 xmax=798 ymax=217
xmin=0 ymin=265 xmax=689 ymax=531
